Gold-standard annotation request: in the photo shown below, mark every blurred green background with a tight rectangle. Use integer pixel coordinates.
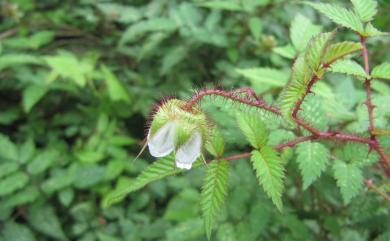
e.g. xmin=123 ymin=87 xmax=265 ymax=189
xmin=1 ymin=0 xmax=390 ymax=240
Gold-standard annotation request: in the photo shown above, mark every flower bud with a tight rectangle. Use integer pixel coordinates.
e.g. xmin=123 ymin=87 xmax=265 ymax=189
xmin=147 ymin=99 xmax=210 ymax=169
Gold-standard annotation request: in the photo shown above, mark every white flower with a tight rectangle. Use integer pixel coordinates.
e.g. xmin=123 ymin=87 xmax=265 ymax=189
xmin=175 ymin=131 xmax=202 ymax=170
xmin=148 ymin=121 xmax=177 ymax=157
xmin=148 ymin=122 xmax=202 ymax=170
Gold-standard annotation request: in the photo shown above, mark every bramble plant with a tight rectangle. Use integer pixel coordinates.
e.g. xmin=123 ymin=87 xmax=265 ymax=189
xmin=2 ymin=0 xmax=390 ymax=240
xmin=104 ymin=0 xmax=390 ymax=239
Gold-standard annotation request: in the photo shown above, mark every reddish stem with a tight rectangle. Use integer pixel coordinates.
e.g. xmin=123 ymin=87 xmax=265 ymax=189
xmin=185 ymin=88 xmax=281 ymax=115
xmin=360 ymin=36 xmax=390 ymax=174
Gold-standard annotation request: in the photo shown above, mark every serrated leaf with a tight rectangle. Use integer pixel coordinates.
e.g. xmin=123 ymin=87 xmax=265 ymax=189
xmin=27 ymin=205 xmax=67 ymax=241
xmin=290 ymin=14 xmax=322 ymax=52
xmin=330 ymin=59 xmax=368 ymax=78
xmin=273 ymin=44 xmax=296 ymax=59
xmin=278 ymin=32 xmax=331 ymax=120
xmin=306 ymin=2 xmax=364 ymax=33
xmin=235 ymin=68 xmax=290 ymax=87
xmin=236 ymin=112 xmax=268 ymax=149
xmin=333 ymin=160 xmax=363 ymax=204
xmin=350 ymin=0 xmax=377 ymax=22
xmin=305 ymin=31 xmax=335 ymax=71
xmin=2 ymin=222 xmax=37 ymax=241
xmin=323 ymin=41 xmax=362 ymax=66
xmin=103 ymin=157 xmax=202 ymax=207
xmin=251 ymin=147 xmax=285 ymax=210
xmin=205 ymin=129 xmax=225 ymax=158
xmin=296 ymin=142 xmax=329 ymax=189
xmin=0 ymin=172 xmax=29 ymax=197
xmin=371 ymin=62 xmax=390 ymax=80
xmin=278 ymin=54 xmax=312 ymax=120
xmin=201 ymin=160 xmax=228 ymax=239
xmin=363 ymin=22 xmax=389 ymax=37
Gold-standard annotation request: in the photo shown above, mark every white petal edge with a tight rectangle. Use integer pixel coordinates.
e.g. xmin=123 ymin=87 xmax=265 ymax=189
xmin=148 ymin=121 xmax=176 ymax=157
xmin=175 ymin=131 xmax=202 ymax=170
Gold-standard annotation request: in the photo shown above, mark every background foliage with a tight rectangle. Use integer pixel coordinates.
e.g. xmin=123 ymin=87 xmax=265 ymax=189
xmin=1 ymin=0 xmax=390 ymax=240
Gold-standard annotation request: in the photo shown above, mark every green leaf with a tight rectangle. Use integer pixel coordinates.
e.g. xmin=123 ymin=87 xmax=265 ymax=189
xmin=160 ymin=46 xmax=187 ymax=75
xmin=251 ymin=147 xmax=285 ymax=210
xmin=273 ymin=44 xmax=296 ymax=59
xmin=235 ymin=68 xmax=290 ymax=87
xmin=120 ymin=18 xmax=177 ymax=45
xmin=323 ymin=41 xmax=362 ymax=66
xmin=22 ymin=84 xmax=49 ymax=112
xmin=371 ymin=62 xmax=390 ymax=80
xmin=330 ymin=59 xmax=368 ymax=78
xmin=0 ymin=54 xmax=43 ymax=70
xmin=290 ymin=14 xmax=322 ymax=52
xmin=350 ymin=0 xmax=377 ymax=22
xmin=305 ymin=31 xmax=335 ymax=71
xmin=0 ymin=133 xmax=18 ymax=161
xmin=197 ymin=1 xmax=242 ymax=11
xmin=205 ymin=129 xmax=225 ymax=158
xmin=296 ymin=142 xmax=329 ymax=189
xmin=306 ymin=2 xmax=364 ymax=33
xmin=236 ymin=112 xmax=268 ymax=149
xmin=0 ymin=162 xmax=19 ymax=178
xmin=201 ymin=160 xmax=228 ymax=239
xmin=248 ymin=17 xmax=263 ymax=41
xmin=103 ymin=157 xmax=202 ymax=207
xmin=101 ymin=65 xmax=131 ymax=103
xmin=2 ymin=186 xmax=39 ymax=209
xmin=278 ymin=54 xmax=311 ymax=120
xmin=27 ymin=149 xmax=58 ymax=175
xmin=363 ymin=22 xmax=389 ymax=37
xmin=27 ymin=205 xmax=67 ymax=241
xmin=333 ymin=160 xmax=363 ymax=204
xmin=0 ymin=172 xmax=29 ymax=197
xmin=73 ymin=164 xmax=105 ymax=188
xmin=2 ymin=222 xmax=37 ymax=241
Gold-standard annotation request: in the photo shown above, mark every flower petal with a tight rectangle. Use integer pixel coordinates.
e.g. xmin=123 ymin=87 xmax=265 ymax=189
xmin=148 ymin=121 xmax=176 ymax=157
xmin=175 ymin=131 xmax=202 ymax=169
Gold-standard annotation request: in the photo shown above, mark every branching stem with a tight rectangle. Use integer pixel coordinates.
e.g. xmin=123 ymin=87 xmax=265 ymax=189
xmin=186 ymin=36 xmax=390 ymax=176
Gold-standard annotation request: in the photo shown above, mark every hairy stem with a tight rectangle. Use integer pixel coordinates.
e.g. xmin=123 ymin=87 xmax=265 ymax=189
xmin=360 ymin=36 xmax=375 ymax=138
xmin=187 ymin=86 xmax=389 ymax=174
xmin=209 ymin=135 xmax=316 ymax=163
xmin=185 ymin=88 xmax=281 ymax=115
xmin=360 ymin=36 xmax=390 ymax=174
